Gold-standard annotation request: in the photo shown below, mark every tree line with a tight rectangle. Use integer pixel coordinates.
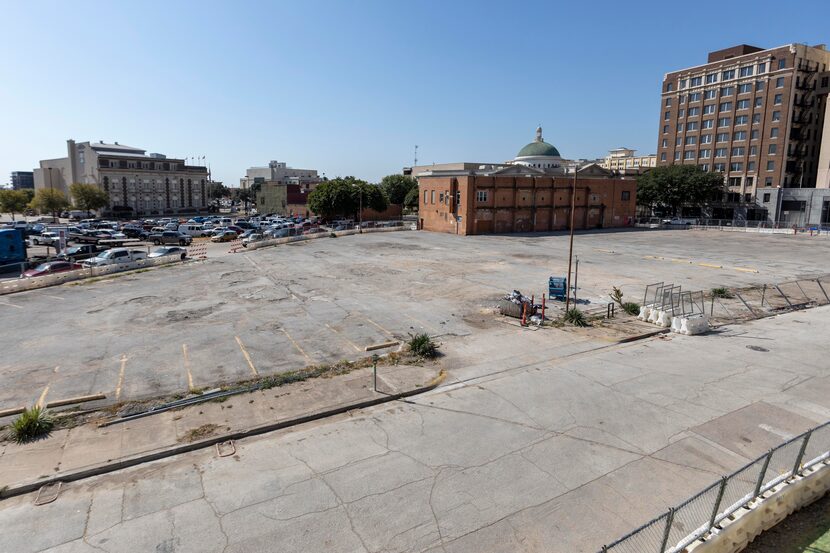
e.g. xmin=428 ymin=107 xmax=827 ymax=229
xmin=0 ymin=183 xmax=109 ymax=221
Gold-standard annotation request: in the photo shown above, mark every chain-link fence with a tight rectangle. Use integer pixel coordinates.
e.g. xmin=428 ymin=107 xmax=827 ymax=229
xmin=707 ymin=275 xmax=830 ymax=325
xmin=599 ymin=420 xmax=830 ymax=553
xmin=634 ymin=218 xmax=830 ymax=235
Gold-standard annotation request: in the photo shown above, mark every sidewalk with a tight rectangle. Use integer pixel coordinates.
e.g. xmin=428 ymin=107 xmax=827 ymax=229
xmin=0 ymin=363 xmax=441 ymax=497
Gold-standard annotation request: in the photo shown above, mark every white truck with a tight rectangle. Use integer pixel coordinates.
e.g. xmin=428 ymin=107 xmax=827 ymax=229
xmin=81 ymin=248 xmax=148 ymax=267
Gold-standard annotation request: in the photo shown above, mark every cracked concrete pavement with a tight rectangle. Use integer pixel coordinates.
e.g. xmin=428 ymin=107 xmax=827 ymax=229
xmin=2 ymin=305 xmax=829 ymax=553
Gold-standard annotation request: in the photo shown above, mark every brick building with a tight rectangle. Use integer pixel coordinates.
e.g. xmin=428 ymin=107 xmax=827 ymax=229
xmin=657 ymin=43 xmax=830 ymax=221
xmin=417 ymin=164 xmax=636 ymax=235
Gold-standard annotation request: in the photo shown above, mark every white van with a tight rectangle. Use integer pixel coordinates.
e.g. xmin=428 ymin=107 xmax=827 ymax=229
xmin=178 ymin=223 xmax=208 ymax=237
xmin=217 ymin=217 xmax=232 ymax=226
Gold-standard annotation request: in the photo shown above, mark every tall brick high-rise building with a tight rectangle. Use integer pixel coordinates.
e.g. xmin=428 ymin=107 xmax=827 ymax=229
xmin=657 ymin=43 xmax=830 ymax=221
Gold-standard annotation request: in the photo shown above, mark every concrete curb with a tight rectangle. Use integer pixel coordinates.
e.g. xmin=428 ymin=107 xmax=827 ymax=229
xmin=614 ymin=328 xmax=671 ymax=343
xmin=0 ymin=374 xmax=445 ymax=501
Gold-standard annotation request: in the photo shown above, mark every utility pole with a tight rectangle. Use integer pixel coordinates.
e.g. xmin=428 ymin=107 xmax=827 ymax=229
xmin=565 ymin=167 xmax=577 ymax=312
xmin=414 ymin=145 xmax=418 ymax=168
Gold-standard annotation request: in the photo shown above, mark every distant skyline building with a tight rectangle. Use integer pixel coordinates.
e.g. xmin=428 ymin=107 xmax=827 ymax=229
xmin=34 ymin=140 xmax=211 ymax=216
xmin=10 ymin=171 xmax=34 ymax=190
xmin=241 ymin=160 xmax=321 ymax=192
xmin=657 ymin=42 xmax=830 ymax=222
xmin=600 ymin=148 xmax=656 ymax=174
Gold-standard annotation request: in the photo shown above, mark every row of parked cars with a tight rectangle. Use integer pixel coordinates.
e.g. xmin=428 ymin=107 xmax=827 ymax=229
xmin=20 ymin=245 xmax=188 ymax=278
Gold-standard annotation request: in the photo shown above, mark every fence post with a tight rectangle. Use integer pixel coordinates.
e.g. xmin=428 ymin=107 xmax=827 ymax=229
xmin=660 ymin=508 xmax=675 ymax=553
xmin=774 ymin=284 xmax=794 ymax=308
xmin=708 ymin=477 xmax=728 ymax=530
xmin=815 ymin=279 xmax=830 ymax=303
xmin=792 ymin=430 xmax=812 ymax=476
xmin=754 ymin=450 xmax=774 ymax=497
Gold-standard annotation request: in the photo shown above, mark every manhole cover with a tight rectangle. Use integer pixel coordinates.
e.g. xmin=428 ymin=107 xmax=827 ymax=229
xmin=746 ymin=345 xmax=769 ymax=352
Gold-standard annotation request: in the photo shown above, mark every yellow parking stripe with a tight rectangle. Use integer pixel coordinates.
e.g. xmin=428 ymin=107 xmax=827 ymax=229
xmin=115 ymin=355 xmax=127 ymax=400
xmin=234 ymin=336 xmax=259 ymax=377
xmin=182 ymin=344 xmax=194 ymax=389
xmin=279 ymin=327 xmax=313 ymax=364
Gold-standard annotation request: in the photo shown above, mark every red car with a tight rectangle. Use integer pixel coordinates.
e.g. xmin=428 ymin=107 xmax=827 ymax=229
xmin=21 ymin=261 xmax=83 ymax=278
xmin=227 ymin=225 xmax=245 ymax=234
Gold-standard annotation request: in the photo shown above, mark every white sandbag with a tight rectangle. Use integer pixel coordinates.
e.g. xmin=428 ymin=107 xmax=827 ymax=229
xmin=656 ymin=310 xmax=672 ymax=327
xmin=670 ymin=316 xmax=683 ymax=333
xmin=683 ymin=315 xmax=709 ymax=335
xmin=638 ymin=306 xmax=651 ymax=321
xmin=648 ymin=308 xmax=661 ymax=324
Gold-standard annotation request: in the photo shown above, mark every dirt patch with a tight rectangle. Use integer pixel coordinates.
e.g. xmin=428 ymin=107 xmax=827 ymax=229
xmin=178 ymin=423 xmax=222 ymax=443
xmin=166 ymin=304 xmax=224 ymax=322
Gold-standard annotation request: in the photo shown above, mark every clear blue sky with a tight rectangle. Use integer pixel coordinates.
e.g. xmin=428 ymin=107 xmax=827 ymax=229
xmin=2 ymin=0 xmax=829 ymax=187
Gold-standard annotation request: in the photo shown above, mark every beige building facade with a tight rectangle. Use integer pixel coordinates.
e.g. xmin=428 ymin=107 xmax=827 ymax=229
xmin=601 ymin=148 xmax=657 ymax=173
xmin=34 ymin=140 xmax=211 ymax=216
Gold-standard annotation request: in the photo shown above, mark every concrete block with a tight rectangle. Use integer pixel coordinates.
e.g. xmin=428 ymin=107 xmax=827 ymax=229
xmin=685 ymin=461 xmax=830 ymax=553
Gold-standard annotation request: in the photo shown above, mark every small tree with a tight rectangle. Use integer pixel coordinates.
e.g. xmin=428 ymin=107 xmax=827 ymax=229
xmin=637 ymin=165 xmax=724 ymax=216
xmin=380 ymin=174 xmax=417 ymax=205
xmin=355 ymin=182 xmax=388 ymax=215
xmin=69 ymin=183 xmax=109 ymax=217
xmin=30 ymin=188 xmax=70 ymax=221
xmin=0 ymin=189 xmax=31 ymax=221
xmin=237 ymin=189 xmax=253 ymax=214
xmin=403 ymin=186 xmax=419 ymax=210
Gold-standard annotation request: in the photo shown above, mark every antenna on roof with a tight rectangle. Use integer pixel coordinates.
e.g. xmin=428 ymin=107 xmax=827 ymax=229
xmin=414 ymin=145 xmax=418 ymax=168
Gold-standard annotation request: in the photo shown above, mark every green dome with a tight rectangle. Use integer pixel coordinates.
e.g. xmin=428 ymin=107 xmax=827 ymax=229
xmin=517 ymin=141 xmax=561 ymax=158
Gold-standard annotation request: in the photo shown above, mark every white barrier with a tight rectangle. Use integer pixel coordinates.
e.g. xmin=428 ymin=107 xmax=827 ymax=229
xmin=0 ymin=256 xmax=183 ymax=296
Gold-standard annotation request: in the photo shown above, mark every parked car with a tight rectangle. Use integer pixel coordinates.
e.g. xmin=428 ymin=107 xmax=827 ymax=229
xmin=20 ymin=261 xmax=82 ymax=278
xmin=121 ymin=225 xmax=149 ymax=239
xmin=662 ymin=217 xmax=697 ymax=226
xmin=148 ymin=231 xmax=193 ymax=246
xmin=303 ymin=227 xmax=326 ymax=235
xmin=82 ymin=248 xmax=148 ymax=267
xmin=227 ymin=225 xmax=245 ymax=234
xmin=242 ymin=233 xmax=264 ymax=247
xmin=148 ymin=246 xmax=188 ymax=260
xmin=211 ymin=230 xmax=238 ymax=242
xmin=57 ymin=244 xmax=106 ymax=262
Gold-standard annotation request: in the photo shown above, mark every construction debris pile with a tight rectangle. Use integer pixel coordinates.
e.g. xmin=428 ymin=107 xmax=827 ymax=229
xmin=498 ymin=290 xmax=545 ymax=325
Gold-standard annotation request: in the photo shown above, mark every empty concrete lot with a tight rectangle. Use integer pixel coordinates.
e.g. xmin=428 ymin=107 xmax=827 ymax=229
xmin=1 ymin=228 xmax=829 ymax=410
xmin=2 ymin=306 xmax=830 ymax=553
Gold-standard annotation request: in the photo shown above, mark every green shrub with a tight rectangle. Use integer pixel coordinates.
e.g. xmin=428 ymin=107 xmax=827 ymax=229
xmin=10 ymin=406 xmax=54 ymax=443
xmin=563 ymin=308 xmax=588 ymax=327
xmin=408 ymin=333 xmax=437 ymax=358
xmin=622 ymin=302 xmax=640 ymax=316
xmin=711 ymin=287 xmax=734 ymax=299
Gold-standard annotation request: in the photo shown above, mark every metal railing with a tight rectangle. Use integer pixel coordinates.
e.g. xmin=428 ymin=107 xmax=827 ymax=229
xmin=707 ymin=275 xmax=830 ymax=325
xmin=599 ymin=420 xmax=830 ymax=553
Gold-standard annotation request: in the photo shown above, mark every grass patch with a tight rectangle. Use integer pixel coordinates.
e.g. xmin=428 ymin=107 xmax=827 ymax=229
xmin=10 ymin=406 xmax=54 ymax=443
xmin=711 ymin=287 xmax=734 ymax=299
xmin=563 ymin=308 xmax=588 ymax=327
xmin=621 ymin=302 xmax=641 ymax=316
xmin=407 ymin=333 xmax=437 ymax=358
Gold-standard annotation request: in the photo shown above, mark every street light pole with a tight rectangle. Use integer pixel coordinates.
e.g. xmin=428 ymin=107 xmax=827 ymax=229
xmin=565 ymin=167 xmax=577 ymax=313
